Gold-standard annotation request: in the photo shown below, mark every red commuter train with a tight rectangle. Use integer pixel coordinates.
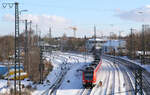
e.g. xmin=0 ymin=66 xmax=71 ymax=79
xmin=82 ymin=59 xmax=102 ymax=88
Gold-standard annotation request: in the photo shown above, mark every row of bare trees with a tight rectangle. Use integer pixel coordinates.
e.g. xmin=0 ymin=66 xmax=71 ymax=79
xmin=43 ymin=33 xmax=87 ymax=52
xmin=0 ymin=29 xmax=53 ymax=83
xmin=61 ymin=37 xmax=86 ymax=51
xmin=0 ymin=35 xmax=14 ymax=62
xmin=23 ymin=30 xmax=53 ymax=82
xmin=126 ymin=29 xmax=150 ymax=58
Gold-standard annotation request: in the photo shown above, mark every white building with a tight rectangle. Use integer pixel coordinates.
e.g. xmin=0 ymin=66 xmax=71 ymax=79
xmin=102 ymin=40 xmax=126 ymax=53
xmin=86 ymin=38 xmax=107 ymax=52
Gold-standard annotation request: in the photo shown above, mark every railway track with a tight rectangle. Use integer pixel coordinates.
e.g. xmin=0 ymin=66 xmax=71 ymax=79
xmin=102 ymin=58 xmax=135 ymax=95
xmin=41 ymin=55 xmax=68 ymax=95
xmin=49 ymin=70 xmax=67 ymax=95
xmin=61 ymin=52 xmax=93 ymax=61
xmin=41 ymin=66 xmax=67 ymax=95
xmin=89 ymin=58 xmax=120 ymax=95
xmin=104 ymin=60 xmax=115 ymax=95
xmin=97 ymin=60 xmax=111 ymax=95
xmin=91 ymin=58 xmax=124 ymax=95
xmin=119 ymin=64 xmax=134 ymax=95
xmin=77 ymin=88 xmax=92 ymax=95
xmin=42 ymin=53 xmax=82 ymax=95
xmin=103 ymin=55 xmax=150 ymax=95
xmin=81 ymin=89 xmax=92 ymax=95
xmin=90 ymin=59 xmax=109 ymax=95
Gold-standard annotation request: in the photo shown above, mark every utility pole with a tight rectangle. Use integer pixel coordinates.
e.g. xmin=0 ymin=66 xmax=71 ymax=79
xmin=93 ymin=25 xmax=97 ymax=60
xmin=35 ymin=24 xmax=38 ymax=37
xmin=14 ymin=3 xmax=21 ymax=95
xmin=28 ymin=20 xmax=32 ymax=79
xmin=141 ymin=25 xmax=146 ymax=65
xmin=84 ymin=35 xmax=87 ymax=63
xmin=2 ymin=2 xmax=21 ymax=94
xmin=39 ymin=34 xmax=44 ymax=84
xmin=113 ymin=48 xmax=116 ymax=64
xmin=130 ymin=28 xmax=133 ymax=59
xmin=133 ymin=30 xmax=136 ymax=60
xmin=49 ymin=27 xmax=52 ymax=60
xmin=137 ymin=12 xmax=147 ymax=65
xmin=29 ymin=20 xmax=32 ymax=46
xmin=94 ymin=25 xmax=96 ymax=47
xmin=109 ymin=32 xmax=113 ymax=55
xmin=24 ymin=20 xmax=28 ymax=72
xmin=130 ymin=28 xmax=136 ymax=59
xmin=39 ymin=46 xmax=44 ymax=83
xmin=118 ymin=31 xmax=121 ymax=56
xmin=35 ymin=24 xmax=38 ymax=46
xmin=49 ymin=27 xmax=52 ymax=44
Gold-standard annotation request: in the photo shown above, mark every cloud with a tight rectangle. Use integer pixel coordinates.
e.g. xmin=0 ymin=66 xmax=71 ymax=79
xmin=2 ymin=14 xmax=71 ymax=36
xmin=2 ymin=14 xmax=14 ymax=21
xmin=116 ymin=5 xmax=150 ymax=22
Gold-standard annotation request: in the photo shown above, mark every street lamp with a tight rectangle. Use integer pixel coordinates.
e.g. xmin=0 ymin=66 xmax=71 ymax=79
xmin=137 ymin=11 xmax=146 ymax=65
xmin=19 ymin=9 xmax=28 ymax=15
xmin=18 ymin=9 xmax=28 ymax=95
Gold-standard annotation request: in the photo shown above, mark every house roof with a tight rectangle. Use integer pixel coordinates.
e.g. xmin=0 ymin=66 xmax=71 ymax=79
xmin=88 ymin=38 xmax=108 ymax=42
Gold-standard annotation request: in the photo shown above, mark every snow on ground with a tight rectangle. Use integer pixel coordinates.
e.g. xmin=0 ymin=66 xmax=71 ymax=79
xmin=32 ymin=51 xmax=93 ymax=95
xmin=0 ymin=66 xmax=32 ymax=94
xmin=51 ymin=52 xmax=93 ymax=95
xmin=0 ymin=52 xmax=137 ymax=95
xmin=32 ymin=53 xmax=67 ymax=95
xmin=0 ymin=80 xmax=10 ymax=94
xmin=0 ymin=51 xmax=92 ymax=95
xmin=55 ymin=56 xmax=132 ymax=95
xmin=56 ymin=62 xmax=90 ymax=95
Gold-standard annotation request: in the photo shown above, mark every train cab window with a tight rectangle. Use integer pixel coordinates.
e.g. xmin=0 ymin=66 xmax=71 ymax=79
xmin=84 ymin=71 xmax=93 ymax=80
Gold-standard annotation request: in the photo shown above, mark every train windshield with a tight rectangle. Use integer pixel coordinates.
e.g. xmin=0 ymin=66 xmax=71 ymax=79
xmin=84 ymin=71 xmax=93 ymax=80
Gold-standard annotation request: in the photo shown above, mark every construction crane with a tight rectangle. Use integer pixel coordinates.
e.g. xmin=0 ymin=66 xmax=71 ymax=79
xmin=69 ymin=26 xmax=77 ymax=38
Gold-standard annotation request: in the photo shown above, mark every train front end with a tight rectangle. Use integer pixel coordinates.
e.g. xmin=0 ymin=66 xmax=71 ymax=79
xmin=82 ymin=66 xmax=96 ymax=88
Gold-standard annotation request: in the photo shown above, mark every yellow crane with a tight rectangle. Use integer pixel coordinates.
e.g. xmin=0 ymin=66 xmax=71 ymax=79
xmin=69 ymin=27 xmax=77 ymax=38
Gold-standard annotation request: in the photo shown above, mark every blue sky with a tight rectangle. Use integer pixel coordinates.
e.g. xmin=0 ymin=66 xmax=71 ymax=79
xmin=0 ymin=0 xmax=150 ymax=37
